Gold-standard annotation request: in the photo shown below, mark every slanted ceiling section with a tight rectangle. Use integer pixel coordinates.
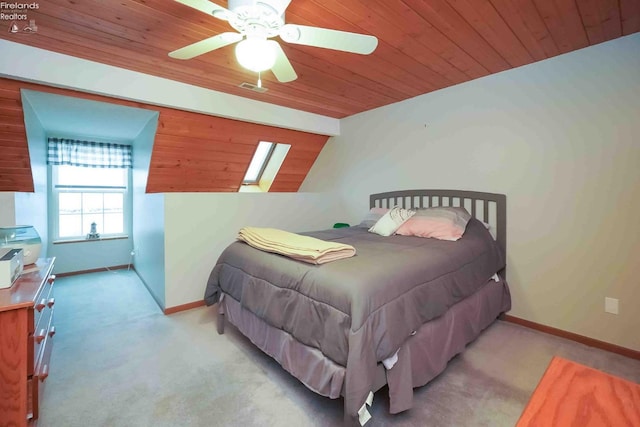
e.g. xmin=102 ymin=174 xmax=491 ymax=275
xmin=0 ymin=77 xmax=329 ymax=193
xmin=152 ymin=109 xmax=328 ymax=192
xmin=0 ymin=82 xmax=32 ymax=191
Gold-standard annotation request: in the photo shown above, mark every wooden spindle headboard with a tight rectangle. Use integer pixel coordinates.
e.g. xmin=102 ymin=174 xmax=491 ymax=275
xmin=370 ymin=189 xmax=507 ymax=276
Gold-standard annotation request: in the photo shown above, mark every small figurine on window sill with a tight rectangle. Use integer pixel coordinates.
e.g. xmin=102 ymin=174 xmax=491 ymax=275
xmin=86 ymin=222 xmax=100 ymax=240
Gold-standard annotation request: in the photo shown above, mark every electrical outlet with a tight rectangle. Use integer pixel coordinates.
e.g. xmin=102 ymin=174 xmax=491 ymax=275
xmin=604 ymin=297 xmax=619 ymax=315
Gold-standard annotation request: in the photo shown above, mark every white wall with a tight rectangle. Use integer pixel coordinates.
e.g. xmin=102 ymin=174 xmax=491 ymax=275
xmin=131 ymin=115 xmax=165 ymax=308
xmin=302 ymin=34 xmax=640 ymax=352
xmin=0 ymin=193 xmax=15 ymax=226
xmin=133 ymin=193 xmax=165 ymax=308
xmin=16 ymin=94 xmax=48 ymax=259
xmin=50 ymin=239 xmax=133 ymax=273
xmin=163 ymin=192 xmax=339 ymax=308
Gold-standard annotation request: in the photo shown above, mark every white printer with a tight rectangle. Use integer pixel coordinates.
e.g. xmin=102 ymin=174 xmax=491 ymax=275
xmin=0 ymin=248 xmax=24 ymax=289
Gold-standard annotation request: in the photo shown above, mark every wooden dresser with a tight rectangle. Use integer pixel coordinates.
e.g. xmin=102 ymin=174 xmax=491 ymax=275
xmin=0 ymin=258 xmax=56 ymax=427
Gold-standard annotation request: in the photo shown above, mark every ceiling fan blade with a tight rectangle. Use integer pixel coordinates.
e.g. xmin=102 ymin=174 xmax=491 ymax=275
xmin=271 ymin=43 xmax=297 ymax=83
xmin=169 ymin=32 xmax=243 ymax=59
xmin=174 ymin=0 xmax=233 ymax=20
xmin=279 ymin=24 xmax=378 ymax=55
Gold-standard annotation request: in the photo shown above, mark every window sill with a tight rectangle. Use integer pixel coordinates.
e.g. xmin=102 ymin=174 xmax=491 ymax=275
xmin=239 ymin=184 xmax=263 ymax=193
xmin=53 ymin=235 xmax=129 ymax=245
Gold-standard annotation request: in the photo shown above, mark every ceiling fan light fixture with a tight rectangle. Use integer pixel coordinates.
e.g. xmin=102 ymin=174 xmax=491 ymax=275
xmin=171 ymin=0 xmax=379 ymax=84
xmin=235 ymin=38 xmax=277 ymax=72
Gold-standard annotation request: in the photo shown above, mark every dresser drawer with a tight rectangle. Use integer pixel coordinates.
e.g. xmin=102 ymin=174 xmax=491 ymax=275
xmin=31 ymin=309 xmax=54 ymax=377
xmin=32 ymin=275 xmax=55 ymax=335
xmin=28 ymin=282 xmax=55 ymax=378
xmin=31 ymin=330 xmax=54 ymax=421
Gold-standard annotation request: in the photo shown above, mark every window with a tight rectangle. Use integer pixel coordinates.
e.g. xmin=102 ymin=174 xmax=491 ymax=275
xmin=239 ymin=141 xmax=291 ymax=193
xmin=47 ymin=138 xmax=132 ymax=240
xmin=242 ymin=141 xmax=276 ymax=185
xmin=53 ymin=166 xmax=128 ymax=239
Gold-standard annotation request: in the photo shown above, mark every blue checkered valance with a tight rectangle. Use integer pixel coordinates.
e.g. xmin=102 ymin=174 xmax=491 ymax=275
xmin=47 ymin=137 xmax=132 ymax=169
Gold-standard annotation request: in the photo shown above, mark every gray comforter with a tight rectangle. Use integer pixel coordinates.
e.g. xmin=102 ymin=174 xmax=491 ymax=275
xmin=205 ymin=218 xmax=505 ymax=421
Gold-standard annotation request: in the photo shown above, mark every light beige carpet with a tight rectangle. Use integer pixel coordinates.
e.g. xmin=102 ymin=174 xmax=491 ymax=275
xmin=39 ymin=270 xmax=640 ymax=427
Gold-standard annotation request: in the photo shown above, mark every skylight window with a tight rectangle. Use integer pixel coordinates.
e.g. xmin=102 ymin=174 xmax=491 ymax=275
xmin=239 ymin=141 xmax=292 ymax=193
xmin=243 ymin=141 xmax=276 ymax=184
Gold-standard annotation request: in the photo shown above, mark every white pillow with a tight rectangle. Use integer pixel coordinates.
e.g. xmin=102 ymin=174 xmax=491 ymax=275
xmin=368 ymin=206 xmax=416 ymax=236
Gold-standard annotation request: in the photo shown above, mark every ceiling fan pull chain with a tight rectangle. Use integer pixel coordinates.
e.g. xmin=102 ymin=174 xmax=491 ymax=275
xmin=257 ymin=71 xmax=262 ymax=88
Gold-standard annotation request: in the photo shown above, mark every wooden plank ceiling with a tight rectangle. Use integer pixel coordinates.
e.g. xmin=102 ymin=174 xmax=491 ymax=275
xmin=1 ymin=0 xmax=638 ymax=119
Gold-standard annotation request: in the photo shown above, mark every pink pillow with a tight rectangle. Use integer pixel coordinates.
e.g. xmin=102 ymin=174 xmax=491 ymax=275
xmin=395 ymin=207 xmax=471 ymax=241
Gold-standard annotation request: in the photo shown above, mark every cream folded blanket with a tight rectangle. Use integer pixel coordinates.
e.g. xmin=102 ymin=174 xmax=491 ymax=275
xmin=237 ymin=227 xmax=356 ymax=265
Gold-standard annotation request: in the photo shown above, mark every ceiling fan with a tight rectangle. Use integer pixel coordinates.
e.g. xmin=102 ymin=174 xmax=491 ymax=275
xmin=169 ymin=0 xmax=379 ymax=84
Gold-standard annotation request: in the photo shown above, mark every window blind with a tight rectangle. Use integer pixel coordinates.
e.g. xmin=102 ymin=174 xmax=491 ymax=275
xmin=47 ymin=137 xmax=132 ymax=169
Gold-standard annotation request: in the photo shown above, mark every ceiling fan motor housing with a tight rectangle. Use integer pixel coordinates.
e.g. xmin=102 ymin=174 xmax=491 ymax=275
xmin=228 ymin=0 xmax=291 ymax=38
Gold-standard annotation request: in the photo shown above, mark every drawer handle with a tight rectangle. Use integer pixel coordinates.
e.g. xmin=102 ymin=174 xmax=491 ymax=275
xmin=48 ymin=274 xmax=56 ymax=285
xmin=35 ymin=299 xmax=46 ymax=312
xmin=35 ymin=329 xmax=46 ymax=344
xmin=47 ymin=298 xmax=55 ymax=308
xmin=48 ymin=326 xmax=56 ymax=337
xmin=39 ymin=364 xmax=49 ymax=382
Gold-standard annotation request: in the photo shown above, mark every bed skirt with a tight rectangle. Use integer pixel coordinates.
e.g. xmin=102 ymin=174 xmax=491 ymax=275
xmin=219 ymin=278 xmax=511 ymax=420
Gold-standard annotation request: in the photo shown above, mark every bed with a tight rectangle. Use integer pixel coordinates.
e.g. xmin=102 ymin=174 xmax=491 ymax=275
xmin=204 ymin=189 xmax=511 ymax=425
